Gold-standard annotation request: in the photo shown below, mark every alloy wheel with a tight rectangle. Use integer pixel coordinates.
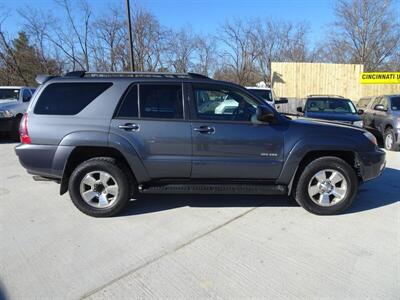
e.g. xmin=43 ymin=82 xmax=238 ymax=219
xmin=307 ymin=169 xmax=348 ymax=207
xmin=79 ymin=171 xmax=119 ymax=208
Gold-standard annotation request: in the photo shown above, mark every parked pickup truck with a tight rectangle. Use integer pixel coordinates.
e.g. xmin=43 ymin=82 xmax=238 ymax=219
xmin=297 ymin=95 xmax=363 ymax=127
xmin=362 ymin=94 xmax=400 ymax=151
xmin=15 ymin=72 xmax=385 ymax=217
xmin=0 ymin=86 xmax=35 ymax=139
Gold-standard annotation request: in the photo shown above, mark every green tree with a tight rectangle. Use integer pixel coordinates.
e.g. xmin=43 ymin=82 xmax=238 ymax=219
xmin=0 ymin=31 xmax=60 ymax=86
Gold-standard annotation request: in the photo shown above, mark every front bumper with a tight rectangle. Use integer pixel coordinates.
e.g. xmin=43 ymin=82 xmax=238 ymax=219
xmin=357 ymin=148 xmax=386 ymax=182
xmin=0 ymin=117 xmax=15 ymax=132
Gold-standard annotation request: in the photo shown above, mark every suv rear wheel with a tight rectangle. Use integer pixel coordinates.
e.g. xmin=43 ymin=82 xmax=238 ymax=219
xmin=294 ymin=156 xmax=358 ymax=215
xmin=69 ymin=157 xmax=132 ymax=217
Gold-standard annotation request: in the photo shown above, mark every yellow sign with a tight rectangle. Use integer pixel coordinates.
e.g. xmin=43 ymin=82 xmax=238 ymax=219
xmin=360 ymin=72 xmax=400 ymax=84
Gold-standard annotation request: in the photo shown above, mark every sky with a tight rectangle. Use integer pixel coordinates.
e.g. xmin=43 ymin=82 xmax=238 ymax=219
xmin=1 ymin=0 xmax=399 ymax=47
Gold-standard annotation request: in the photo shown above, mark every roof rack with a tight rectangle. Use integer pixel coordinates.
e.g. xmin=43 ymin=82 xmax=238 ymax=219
xmin=307 ymin=94 xmax=344 ymax=98
xmin=64 ymin=71 xmax=209 ymax=79
xmin=36 ymin=74 xmax=57 ymax=85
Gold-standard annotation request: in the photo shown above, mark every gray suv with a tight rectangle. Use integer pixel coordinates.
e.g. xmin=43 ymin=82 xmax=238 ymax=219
xmin=362 ymin=94 xmax=400 ymax=151
xmin=15 ymin=71 xmax=385 ymax=217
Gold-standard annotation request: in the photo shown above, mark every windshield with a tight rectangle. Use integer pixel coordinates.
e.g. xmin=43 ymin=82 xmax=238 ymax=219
xmin=391 ymin=97 xmax=400 ymax=111
xmin=248 ymin=89 xmax=273 ymax=102
xmin=306 ymin=98 xmax=356 ymax=114
xmin=0 ymin=89 xmax=20 ymax=101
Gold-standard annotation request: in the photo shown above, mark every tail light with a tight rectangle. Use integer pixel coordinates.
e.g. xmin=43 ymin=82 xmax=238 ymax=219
xmin=19 ymin=113 xmax=31 ymax=144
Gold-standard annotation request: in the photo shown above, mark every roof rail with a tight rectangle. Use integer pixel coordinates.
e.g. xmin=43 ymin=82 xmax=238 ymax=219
xmin=307 ymin=94 xmax=344 ymax=98
xmin=64 ymin=71 xmax=209 ymax=79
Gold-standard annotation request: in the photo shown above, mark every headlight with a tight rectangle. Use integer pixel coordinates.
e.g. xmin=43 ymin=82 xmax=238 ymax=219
xmin=0 ymin=110 xmax=14 ymax=118
xmin=363 ymin=132 xmax=377 ymax=146
xmin=353 ymin=120 xmax=363 ymax=127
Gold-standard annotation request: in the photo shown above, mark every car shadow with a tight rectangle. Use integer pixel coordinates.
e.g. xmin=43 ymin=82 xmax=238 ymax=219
xmin=121 ymin=194 xmax=295 ymax=217
xmin=0 ymin=280 xmax=8 ymax=300
xmin=121 ymin=167 xmax=400 ymax=217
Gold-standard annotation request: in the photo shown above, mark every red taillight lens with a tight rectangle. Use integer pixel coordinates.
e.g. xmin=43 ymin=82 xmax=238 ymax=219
xmin=19 ymin=113 xmax=31 ymax=144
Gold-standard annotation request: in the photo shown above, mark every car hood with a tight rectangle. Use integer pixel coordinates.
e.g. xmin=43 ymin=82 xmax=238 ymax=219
xmin=0 ymin=99 xmax=19 ymax=109
xmin=292 ymin=117 xmax=366 ymax=132
xmin=305 ymin=111 xmax=361 ymax=122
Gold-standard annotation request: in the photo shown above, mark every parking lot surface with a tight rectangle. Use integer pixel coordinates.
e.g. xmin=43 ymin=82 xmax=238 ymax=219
xmin=0 ymin=141 xmax=399 ymax=299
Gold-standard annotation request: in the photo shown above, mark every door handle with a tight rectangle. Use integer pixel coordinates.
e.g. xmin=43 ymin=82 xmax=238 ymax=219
xmin=118 ymin=123 xmax=140 ymax=131
xmin=194 ymin=126 xmax=215 ymax=134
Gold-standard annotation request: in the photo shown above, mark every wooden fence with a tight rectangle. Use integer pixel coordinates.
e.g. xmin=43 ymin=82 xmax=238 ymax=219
xmin=271 ymin=62 xmax=400 ymax=102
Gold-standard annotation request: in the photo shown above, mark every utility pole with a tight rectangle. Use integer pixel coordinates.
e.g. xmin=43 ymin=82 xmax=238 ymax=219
xmin=125 ymin=0 xmax=135 ymax=71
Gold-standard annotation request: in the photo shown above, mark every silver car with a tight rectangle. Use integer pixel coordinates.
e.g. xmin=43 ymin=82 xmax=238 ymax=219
xmin=0 ymin=86 xmax=35 ymax=139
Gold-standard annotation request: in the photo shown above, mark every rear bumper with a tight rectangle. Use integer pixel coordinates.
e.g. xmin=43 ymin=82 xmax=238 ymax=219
xmin=0 ymin=117 xmax=15 ymax=132
xmin=357 ymin=148 xmax=386 ymax=182
xmin=14 ymin=144 xmax=74 ymax=179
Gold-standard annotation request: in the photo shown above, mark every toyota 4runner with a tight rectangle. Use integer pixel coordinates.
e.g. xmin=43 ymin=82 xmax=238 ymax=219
xmin=15 ymin=71 xmax=385 ymax=217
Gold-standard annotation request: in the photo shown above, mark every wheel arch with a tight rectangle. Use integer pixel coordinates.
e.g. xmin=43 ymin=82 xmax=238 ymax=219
xmin=286 ymin=150 xmax=359 ymax=195
xmin=58 ymin=131 xmax=150 ymax=195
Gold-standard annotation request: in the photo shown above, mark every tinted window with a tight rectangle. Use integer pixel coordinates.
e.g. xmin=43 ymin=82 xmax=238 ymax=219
xmin=116 ymin=85 xmax=138 ymax=118
xmin=193 ymin=85 xmax=258 ymax=122
xmin=0 ymin=89 xmax=19 ymax=101
xmin=306 ymin=98 xmax=356 ymax=114
xmin=140 ymin=84 xmax=183 ymax=119
xmin=34 ymin=82 xmax=112 ymax=115
xmin=248 ymin=89 xmax=272 ymax=102
xmin=391 ymin=97 xmax=400 ymax=111
xmin=22 ymin=89 xmax=32 ymax=102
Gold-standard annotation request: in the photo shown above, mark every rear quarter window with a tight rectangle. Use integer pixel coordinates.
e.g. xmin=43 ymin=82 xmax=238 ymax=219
xmin=34 ymin=82 xmax=112 ymax=115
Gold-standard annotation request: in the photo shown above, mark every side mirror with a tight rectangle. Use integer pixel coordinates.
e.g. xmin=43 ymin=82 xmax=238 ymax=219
xmin=275 ymin=98 xmax=288 ymax=104
xmin=296 ymin=106 xmax=303 ymax=113
xmin=374 ymin=104 xmax=386 ymax=111
xmin=256 ymin=105 xmax=274 ymax=122
xmin=357 ymin=109 xmax=364 ymax=115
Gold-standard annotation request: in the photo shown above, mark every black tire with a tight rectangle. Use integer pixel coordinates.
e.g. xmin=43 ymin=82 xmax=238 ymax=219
xmin=294 ymin=156 xmax=358 ymax=215
xmin=384 ymin=128 xmax=398 ymax=151
xmin=68 ymin=157 xmax=133 ymax=217
xmin=10 ymin=115 xmax=22 ymax=141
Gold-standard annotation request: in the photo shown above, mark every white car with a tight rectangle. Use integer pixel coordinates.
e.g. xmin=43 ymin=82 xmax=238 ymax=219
xmin=0 ymin=86 xmax=36 ymax=139
xmin=246 ymin=86 xmax=276 ymax=108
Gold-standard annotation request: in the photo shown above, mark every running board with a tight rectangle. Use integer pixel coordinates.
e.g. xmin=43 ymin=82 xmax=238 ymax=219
xmin=139 ymin=184 xmax=287 ymax=195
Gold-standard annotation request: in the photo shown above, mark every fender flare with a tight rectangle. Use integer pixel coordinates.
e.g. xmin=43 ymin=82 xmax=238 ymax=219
xmin=277 ymin=135 xmax=358 ymax=185
xmin=57 ymin=131 xmax=150 ymax=194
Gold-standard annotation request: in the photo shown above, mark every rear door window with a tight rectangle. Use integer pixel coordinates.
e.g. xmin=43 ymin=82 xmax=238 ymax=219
xmin=116 ymin=85 xmax=138 ymax=118
xmin=34 ymin=82 xmax=112 ymax=115
xmin=139 ymin=84 xmax=183 ymax=119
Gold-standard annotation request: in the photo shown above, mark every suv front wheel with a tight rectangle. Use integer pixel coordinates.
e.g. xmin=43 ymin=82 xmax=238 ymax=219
xmin=294 ymin=156 xmax=358 ymax=215
xmin=69 ymin=157 xmax=132 ymax=217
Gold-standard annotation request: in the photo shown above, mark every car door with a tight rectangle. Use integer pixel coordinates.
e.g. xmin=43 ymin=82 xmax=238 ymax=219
xmin=21 ymin=88 xmax=33 ymax=111
xmin=189 ymin=83 xmax=284 ymax=179
xmin=374 ymin=96 xmax=389 ymax=133
xmin=363 ymin=96 xmax=379 ymax=129
xmin=110 ymin=82 xmax=192 ymax=179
